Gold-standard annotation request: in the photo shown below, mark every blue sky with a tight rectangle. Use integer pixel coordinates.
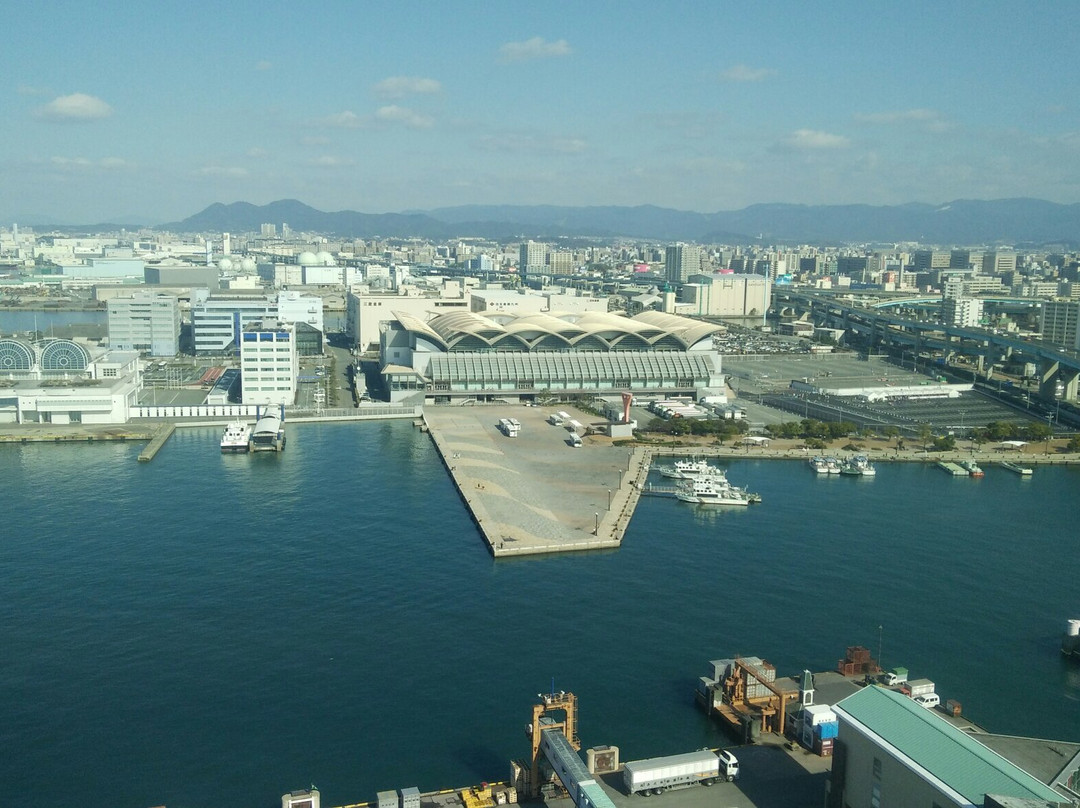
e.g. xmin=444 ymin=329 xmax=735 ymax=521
xmin=5 ymin=0 xmax=1080 ymax=224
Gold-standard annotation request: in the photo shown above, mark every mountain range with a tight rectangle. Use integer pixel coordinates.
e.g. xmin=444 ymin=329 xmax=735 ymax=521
xmin=28 ymin=198 xmax=1080 ymax=246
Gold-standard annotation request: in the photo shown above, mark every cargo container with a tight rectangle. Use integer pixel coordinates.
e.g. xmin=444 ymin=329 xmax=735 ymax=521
xmin=903 ymin=678 xmax=935 ymax=698
xmin=622 ymin=749 xmax=738 ymax=795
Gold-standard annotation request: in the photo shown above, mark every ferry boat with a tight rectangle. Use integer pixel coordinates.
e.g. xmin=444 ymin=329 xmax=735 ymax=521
xmin=960 ymin=459 xmax=984 ymax=477
xmin=658 ymin=458 xmax=726 ymax=481
xmin=675 ymin=477 xmax=760 ymax=506
xmin=840 ymin=455 xmax=876 ymax=476
xmin=1000 ymin=460 xmax=1033 ymax=476
xmin=220 ymin=420 xmax=252 ymax=453
xmin=1063 ymin=619 xmax=1080 ymax=659
xmin=250 ymin=413 xmax=286 ymax=452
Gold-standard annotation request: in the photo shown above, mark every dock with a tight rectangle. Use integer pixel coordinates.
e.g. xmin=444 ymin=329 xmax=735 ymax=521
xmin=138 ymin=423 xmax=176 ymax=461
xmin=424 ymin=407 xmax=650 ymax=557
xmin=936 ymin=460 xmax=968 ymax=476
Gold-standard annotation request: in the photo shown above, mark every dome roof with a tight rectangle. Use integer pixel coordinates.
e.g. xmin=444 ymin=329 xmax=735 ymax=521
xmin=315 ymin=250 xmax=335 ymax=266
xmin=217 ymin=258 xmax=233 ymax=271
xmin=297 ymin=251 xmax=318 ymax=266
xmin=240 ymin=258 xmax=256 ymax=271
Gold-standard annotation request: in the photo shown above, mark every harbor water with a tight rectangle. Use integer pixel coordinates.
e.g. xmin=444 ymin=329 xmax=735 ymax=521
xmin=2 ymin=421 xmax=1079 ymax=808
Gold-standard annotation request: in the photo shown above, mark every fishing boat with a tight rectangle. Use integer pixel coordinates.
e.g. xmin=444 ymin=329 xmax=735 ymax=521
xmin=960 ymin=459 xmax=984 ymax=477
xmin=840 ymin=455 xmax=876 ymax=476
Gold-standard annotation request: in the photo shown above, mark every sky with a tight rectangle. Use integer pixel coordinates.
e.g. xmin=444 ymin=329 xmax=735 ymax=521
xmin=4 ymin=0 xmax=1080 ymax=224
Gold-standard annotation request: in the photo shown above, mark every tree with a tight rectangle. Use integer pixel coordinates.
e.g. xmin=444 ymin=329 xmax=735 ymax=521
xmin=918 ymin=423 xmax=933 ymax=450
xmin=1067 ymin=435 xmax=1080 ymax=452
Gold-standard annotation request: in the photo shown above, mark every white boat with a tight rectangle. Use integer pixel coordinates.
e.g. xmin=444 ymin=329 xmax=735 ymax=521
xmin=220 ymin=420 xmax=251 ymax=453
xmin=825 ymin=456 xmax=842 ymax=474
xmin=960 ymin=459 xmax=984 ymax=477
xmin=675 ymin=477 xmax=761 ymax=506
xmin=809 ymin=456 xmax=830 ymax=474
xmin=840 ymin=455 xmax=876 ymax=476
xmin=658 ymin=458 xmax=727 ymax=481
xmin=1000 ymin=460 xmax=1033 ymax=476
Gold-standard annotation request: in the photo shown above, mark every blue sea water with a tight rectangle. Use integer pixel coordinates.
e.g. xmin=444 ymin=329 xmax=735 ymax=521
xmin=2 ymin=421 xmax=1079 ymax=808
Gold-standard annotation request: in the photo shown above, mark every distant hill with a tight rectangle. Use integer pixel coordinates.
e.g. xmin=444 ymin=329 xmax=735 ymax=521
xmin=161 ymin=198 xmax=1080 ymax=245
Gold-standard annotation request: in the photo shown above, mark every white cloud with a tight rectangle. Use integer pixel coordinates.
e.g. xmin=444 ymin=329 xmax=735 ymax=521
xmin=321 ymin=110 xmax=367 ymax=129
xmin=853 ymin=108 xmax=954 ymax=133
xmin=50 ymin=156 xmax=130 ymax=170
xmin=498 ymin=37 xmax=572 ymax=63
xmin=255 ymin=60 xmax=272 ymax=71
xmin=197 ymin=165 xmax=249 ymax=178
xmin=718 ymin=64 xmax=776 ymax=82
xmin=373 ymin=76 xmax=441 ymax=99
xmin=36 ymin=93 xmax=113 ymax=122
xmin=307 ymin=155 xmax=355 ymax=167
xmin=375 ymin=105 xmax=434 ymax=129
xmin=781 ymin=129 xmax=851 ymax=150
xmin=475 ymin=133 xmax=587 ymax=154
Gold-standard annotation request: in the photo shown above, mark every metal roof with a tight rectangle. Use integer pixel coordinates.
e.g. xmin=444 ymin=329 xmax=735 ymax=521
xmin=427 ymin=351 xmax=715 ymax=385
xmin=834 ymin=686 xmax=1063 ymax=804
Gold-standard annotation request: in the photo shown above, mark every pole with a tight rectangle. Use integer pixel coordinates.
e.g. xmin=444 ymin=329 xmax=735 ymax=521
xmin=594 ymin=512 xmax=599 ymax=535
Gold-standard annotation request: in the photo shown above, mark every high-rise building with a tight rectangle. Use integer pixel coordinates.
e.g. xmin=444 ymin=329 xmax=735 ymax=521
xmin=942 ymin=296 xmax=984 ymax=327
xmin=239 ymin=321 xmax=298 ymax=407
xmin=664 ymin=243 xmax=701 ymax=284
xmin=519 ymin=241 xmax=547 ymax=277
xmin=1041 ymin=300 xmax=1080 ymax=348
xmin=982 ymin=251 xmax=1017 ymax=275
xmin=261 ymin=223 xmax=277 ymax=238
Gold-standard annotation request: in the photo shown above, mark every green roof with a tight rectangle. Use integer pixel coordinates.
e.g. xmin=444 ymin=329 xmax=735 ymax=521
xmin=834 ymin=686 xmax=1062 ymax=804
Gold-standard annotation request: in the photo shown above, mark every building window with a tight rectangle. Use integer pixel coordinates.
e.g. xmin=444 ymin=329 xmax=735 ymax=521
xmin=872 ymin=757 xmax=882 ymax=779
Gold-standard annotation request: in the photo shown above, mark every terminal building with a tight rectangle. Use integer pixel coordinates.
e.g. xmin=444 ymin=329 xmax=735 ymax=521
xmin=378 ymin=309 xmax=725 ymax=404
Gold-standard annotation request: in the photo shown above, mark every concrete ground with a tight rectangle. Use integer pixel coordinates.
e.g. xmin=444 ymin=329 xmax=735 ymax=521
xmin=424 ymin=405 xmax=644 ymax=556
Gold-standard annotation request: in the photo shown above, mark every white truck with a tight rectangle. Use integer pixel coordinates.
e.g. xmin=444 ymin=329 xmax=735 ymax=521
xmin=623 ymin=749 xmax=738 ymax=796
xmin=881 ymin=667 xmax=908 ymax=687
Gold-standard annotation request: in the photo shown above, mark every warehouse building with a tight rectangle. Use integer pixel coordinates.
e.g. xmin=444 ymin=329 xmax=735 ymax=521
xmin=829 ymin=686 xmax=1076 ymax=808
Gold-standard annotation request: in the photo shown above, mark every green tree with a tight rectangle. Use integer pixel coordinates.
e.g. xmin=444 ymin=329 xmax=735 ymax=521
xmin=918 ymin=423 xmax=933 ymax=449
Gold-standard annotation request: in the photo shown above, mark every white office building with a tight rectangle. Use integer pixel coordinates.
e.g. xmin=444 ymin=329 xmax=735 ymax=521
xmin=192 ymin=290 xmax=323 ymax=355
xmin=240 ymin=321 xmax=298 ymax=407
xmin=106 ymin=292 xmax=181 ymax=356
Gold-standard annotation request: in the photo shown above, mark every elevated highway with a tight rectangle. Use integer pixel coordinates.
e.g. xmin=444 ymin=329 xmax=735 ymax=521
xmin=775 ymin=289 xmax=1080 ymax=402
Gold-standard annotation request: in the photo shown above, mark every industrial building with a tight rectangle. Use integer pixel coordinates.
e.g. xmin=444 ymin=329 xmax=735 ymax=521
xmin=0 ymin=338 xmax=141 ymax=423
xmin=829 ymin=686 xmax=1077 ymax=808
xmin=106 ymin=292 xmax=182 ymax=356
xmin=378 ymin=309 xmax=724 ymax=404
xmin=680 ymin=272 xmax=772 ymax=317
xmin=346 ymin=281 xmax=470 ymax=352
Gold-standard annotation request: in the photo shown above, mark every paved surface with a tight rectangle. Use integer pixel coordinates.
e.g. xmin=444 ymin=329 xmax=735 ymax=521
xmin=425 ymin=405 xmax=647 ymax=556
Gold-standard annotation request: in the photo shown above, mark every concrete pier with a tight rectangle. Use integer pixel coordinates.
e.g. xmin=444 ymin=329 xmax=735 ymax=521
xmin=138 ymin=423 xmax=176 ymax=462
xmin=425 ymin=406 xmax=649 ymax=557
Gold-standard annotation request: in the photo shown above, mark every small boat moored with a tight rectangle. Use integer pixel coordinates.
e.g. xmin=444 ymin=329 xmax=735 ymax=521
xmin=960 ymin=459 xmax=984 ymax=477
xmin=1000 ymin=460 xmax=1033 ymax=476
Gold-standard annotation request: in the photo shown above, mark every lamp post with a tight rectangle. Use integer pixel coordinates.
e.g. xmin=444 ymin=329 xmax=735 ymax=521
xmin=607 ymin=489 xmax=612 ymax=508
xmin=594 ymin=512 xmax=599 ymax=535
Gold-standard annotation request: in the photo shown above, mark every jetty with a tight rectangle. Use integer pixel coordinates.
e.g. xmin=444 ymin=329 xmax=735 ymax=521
xmin=138 ymin=423 xmax=176 ymax=462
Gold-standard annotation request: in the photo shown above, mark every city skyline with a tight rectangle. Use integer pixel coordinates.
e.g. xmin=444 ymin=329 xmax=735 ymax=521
xmin=5 ymin=0 xmax=1080 ymax=224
